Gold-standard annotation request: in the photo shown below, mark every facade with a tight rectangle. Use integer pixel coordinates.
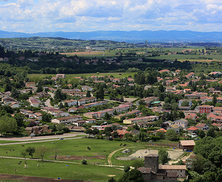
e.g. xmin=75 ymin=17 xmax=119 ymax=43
xmin=179 ymin=140 xmax=195 ymax=151
xmin=138 ymin=154 xmax=186 ymax=182
xmin=198 ymin=105 xmax=214 ymax=114
xmin=174 ymin=119 xmax=188 ymax=129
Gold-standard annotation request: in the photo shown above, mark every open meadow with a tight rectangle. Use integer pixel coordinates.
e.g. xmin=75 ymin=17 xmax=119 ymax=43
xmin=28 ymin=72 xmax=135 ymax=80
xmin=0 ymin=138 xmax=184 ymax=181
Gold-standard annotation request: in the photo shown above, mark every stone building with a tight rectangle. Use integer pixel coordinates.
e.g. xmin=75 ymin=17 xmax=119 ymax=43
xmin=138 ymin=154 xmax=186 ymax=182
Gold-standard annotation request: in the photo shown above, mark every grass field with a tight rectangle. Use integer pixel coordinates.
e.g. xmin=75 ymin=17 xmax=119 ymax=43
xmin=28 ymin=72 xmax=135 ymax=80
xmin=148 ymin=53 xmax=222 ymax=62
xmin=0 ymin=138 xmax=183 ymax=181
xmin=0 ymin=158 xmax=123 ymax=182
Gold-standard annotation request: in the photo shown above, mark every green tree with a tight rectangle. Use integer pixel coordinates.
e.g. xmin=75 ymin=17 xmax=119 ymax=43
xmin=181 ymin=100 xmax=189 ymax=107
xmin=165 ymin=129 xmax=178 ymax=141
xmin=51 ymin=148 xmax=60 ymax=160
xmin=0 ymin=115 xmax=17 ymax=135
xmin=104 ymin=112 xmax=111 ymax=120
xmin=86 ymin=91 xmax=91 ymax=97
xmin=156 ymin=131 xmax=165 ymax=139
xmin=108 ymin=177 xmax=117 ymax=182
xmin=14 ymin=113 xmax=24 ymax=128
xmin=118 ymin=169 xmax=144 ymax=182
xmin=26 ymin=147 xmax=35 ymax=158
xmin=112 ymin=131 xmax=119 ymax=138
xmin=212 ymin=94 xmax=217 ymax=106
xmin=131 ymin=160 xmax=144 ymax=169
xmin=158 ymin=148 xmax=170 ymax=164
xmin=207 ymin=128 xmax=215 ymax=138
xmin=198 ymin=130 xmax=205 ymax=139
xmin=191 ymin=155 xmax=205 ymax=174
xmin=35 ymin=146 xmax=48 ymax=160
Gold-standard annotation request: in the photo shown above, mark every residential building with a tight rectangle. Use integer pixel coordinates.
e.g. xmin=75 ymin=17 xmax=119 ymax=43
xmin=51 ymin=115 xmax=82 ymax=124
xmin=196 ymin=123 xmax=209 ymax=130
xmin=198 ymin=105 xmax=214 ymax=114
xmin=179 ymin=140 xmax=195 ymax=151
xmin=174 ymin=119 xmax=188 ymax=129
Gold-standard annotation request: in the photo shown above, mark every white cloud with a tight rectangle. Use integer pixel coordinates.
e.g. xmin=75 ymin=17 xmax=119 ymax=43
xmin=0 ymin=0 xmax=222 ymax=32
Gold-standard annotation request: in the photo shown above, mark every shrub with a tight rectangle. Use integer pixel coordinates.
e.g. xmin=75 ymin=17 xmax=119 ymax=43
xmin=82 ymin=159 xmax=87 ymax=165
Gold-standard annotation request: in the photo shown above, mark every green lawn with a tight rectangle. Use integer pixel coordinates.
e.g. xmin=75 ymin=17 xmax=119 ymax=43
xmin=0 ymin=138 xmax=182 ymax=181
xmin=28 ymin=72 xmax=135 ymax=80
xmin=0 ymin=158 xmax=123 ymax=182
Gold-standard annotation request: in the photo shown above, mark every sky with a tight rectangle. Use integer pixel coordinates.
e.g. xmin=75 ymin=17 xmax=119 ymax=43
xmin=0 ymin=0 xmax=222 ymax=33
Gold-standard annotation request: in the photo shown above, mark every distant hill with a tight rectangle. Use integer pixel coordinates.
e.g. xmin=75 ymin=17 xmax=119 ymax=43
xmin=1 ymin=30 xmax=222 ymax=43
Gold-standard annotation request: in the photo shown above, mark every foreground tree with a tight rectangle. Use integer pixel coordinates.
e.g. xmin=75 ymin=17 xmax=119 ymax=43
xmin=0 ymin=115 xmax=17 ymax=135
xmin=35 ymin=146 xmax=48 ymax=160
xmin=118 ymin=169 xmax=144 ymax=182
xmin=51 ymin=148 xmax=60 ymax=160
xmin=26 ymin=147 xmax=35 ymax=158
xmin=158 ymin=148 xmax=170 ymax=164
xmin=166 ymin=129 xmax=178 ymax=141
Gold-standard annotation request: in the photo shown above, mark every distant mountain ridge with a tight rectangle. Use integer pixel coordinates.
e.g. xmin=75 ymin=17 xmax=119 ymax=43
xmin=1 ymin=30 xmax=222 ymax=43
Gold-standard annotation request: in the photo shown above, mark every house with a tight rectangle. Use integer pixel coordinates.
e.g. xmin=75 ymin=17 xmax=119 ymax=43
xmin=62 ymin=89 xmax=86 ymax=97
xmin=211 ymin=123 xmax=222 ymax=129
xmin=10 ymin=102 xmax=20 ymax=108
xmin=25 ymin=125 xmax=52 ymax=135
xmin=51 ymin=115 xmax=82 ymax=124
xmin=78 ymin=97 xmax=96 ymax=106
xmin=198 ymin=105 xmax=214 ymax=114
xmin=196 ymin=123 xmax=209 ymax=130
xmin=174 ymin=119 xmax=188 ymax=129
xmin=179 ymin=140 xmax=195 ymax=151
xmin=111 ymin=130 xmax=131 ymax=138
xmin=138 ymin=154 xmax=186 ymax=182
xmin=138 ymin=97 xmax=159 ymax=107
xmin=73 ymin=120 xmax=86 ymax=127
xmin=2 ymin=97 xmax=17 ymax=105
xmin=165 ymin=87 xmax=174 ymax=92
xmin=62 ymin=99 xmax=77 ymax=107
xmin=208 ymin=113 xmax=222 ymax=122
xmin=167 ymin=124 xmax=180 ymax=134
xmin=178 ymin=100 xmax=192 ymax=108
xmin=82 ymin=86 xmax=93 ymax=92
xmin=56 ymin=74 xmax=65 ymax=79
xmin=25 ymin=82 xmax=36 ymax=87
xmin=123 ymin=116 xmax=158 ymax=124
xmin=159 ymin=69 xmax=170 ymax=73
xmin=29 ymin=97 xmax=40 ymax=107
xmin=68 ymin=107 xmax=78 ymax=113
xmin=187 ymin=126 xmax=199 ymax=134
xmin=185 ymin=113 xmax=197 ymax=120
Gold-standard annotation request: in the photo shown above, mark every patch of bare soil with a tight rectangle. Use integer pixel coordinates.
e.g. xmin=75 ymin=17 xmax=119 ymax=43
xmin=0 ymin=173 xmax=85 ymax=182
xmin=56 ymin=155 xmax=106 ymax=160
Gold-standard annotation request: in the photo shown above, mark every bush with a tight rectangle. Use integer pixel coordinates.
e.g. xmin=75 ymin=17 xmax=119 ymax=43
xmin=82 ymin=159 xmax=87 ymax=165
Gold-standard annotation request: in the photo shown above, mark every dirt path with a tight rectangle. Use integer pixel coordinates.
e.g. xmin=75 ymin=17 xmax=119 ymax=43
xmin=169 ymin=152 xmax=193 ymax=165
xmin=107 ymin=147 xmax=126 ymax=165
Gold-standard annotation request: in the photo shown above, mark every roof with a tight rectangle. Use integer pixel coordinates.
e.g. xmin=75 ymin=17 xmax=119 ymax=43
xmin=159 ymin=165 xmax=186 ymax=170
xmin=180 ymin=140 xmax=195 ymax=146
xmin=187 ymin=126 xmax=199 ymax=131
xmin=196 ymin=123 xmax=207 ymax=128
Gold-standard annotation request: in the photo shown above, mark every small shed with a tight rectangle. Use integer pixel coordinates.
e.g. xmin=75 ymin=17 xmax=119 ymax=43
xmin=179 ymin=140 xmax=195 ymax=151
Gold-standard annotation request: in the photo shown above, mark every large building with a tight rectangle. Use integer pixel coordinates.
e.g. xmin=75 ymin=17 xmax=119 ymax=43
xmin=138 ymin=154 xmax=186 ymax=182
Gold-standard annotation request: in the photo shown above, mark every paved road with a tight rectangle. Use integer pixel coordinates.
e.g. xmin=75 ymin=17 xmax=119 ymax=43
xmin=0 ymin=132 xmax=87 ymax=142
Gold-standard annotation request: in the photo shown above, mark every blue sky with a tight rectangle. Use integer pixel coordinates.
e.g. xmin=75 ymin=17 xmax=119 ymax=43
xmin=0 ymin=0 xmax=222 ymax=33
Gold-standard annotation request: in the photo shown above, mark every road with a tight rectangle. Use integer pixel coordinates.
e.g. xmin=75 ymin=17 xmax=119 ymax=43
xmin=44 ymin=92 xmax=54 ymax=107
xmin=0 ymin=132 xmax=87 ymax=143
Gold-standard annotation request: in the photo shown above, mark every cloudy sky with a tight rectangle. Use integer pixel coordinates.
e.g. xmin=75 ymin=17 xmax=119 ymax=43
xmin=0 ymin=0 xmax=222 ymax=33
